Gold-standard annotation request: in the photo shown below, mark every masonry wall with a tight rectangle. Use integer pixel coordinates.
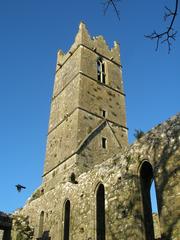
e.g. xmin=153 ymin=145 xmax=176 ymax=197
xmin=43 ymin=22 xmax=128 ymax=185
xmin=78 ymin=73 xmax=126 ymax=129
xmin=11 ymin=23 xmax=179 ymax=240
xmin=17 ymin=114 xmax=180 ymax=240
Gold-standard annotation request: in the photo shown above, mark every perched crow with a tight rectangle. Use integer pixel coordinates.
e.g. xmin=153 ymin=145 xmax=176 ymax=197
xmin=15 ymin=184 xmax=26 ymax=192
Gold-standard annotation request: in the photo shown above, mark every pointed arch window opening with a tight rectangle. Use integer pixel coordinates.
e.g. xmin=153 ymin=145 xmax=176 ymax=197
xmin=140 ymin=161 xmax=161 ymax=240
xmin=150 ymin=180 xmax=159 ymax=214
xmin=97 ymin=58 xmax=106 ymax=84
xmin=96 ymin=183 xmax=106 ymax=240
xmin=63 ymin=200 xmax=70 ymax=240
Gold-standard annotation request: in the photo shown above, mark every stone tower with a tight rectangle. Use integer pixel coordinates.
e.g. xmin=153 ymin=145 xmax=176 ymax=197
xmin=8 ymin=23 xmax=179 ymax=240
xmin=43 ymin=22 xmax=128 ymax=188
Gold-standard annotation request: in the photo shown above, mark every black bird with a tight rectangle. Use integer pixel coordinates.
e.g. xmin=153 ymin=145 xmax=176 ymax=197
xmin=15 ymin=184 xmax=26 ymax=192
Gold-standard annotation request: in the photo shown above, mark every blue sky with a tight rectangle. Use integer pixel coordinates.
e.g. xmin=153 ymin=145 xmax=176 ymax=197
xmin=0 ymin=0 xmax=179 ymax=213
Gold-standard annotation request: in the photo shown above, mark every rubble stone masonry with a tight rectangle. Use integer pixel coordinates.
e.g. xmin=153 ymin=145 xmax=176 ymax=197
xmin=8 ymin=23 xmax=180 ymax=240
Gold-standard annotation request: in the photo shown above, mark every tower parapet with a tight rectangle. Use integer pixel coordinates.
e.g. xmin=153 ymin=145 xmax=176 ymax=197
xmin=57 ymin=22 xmax=121 ymax=67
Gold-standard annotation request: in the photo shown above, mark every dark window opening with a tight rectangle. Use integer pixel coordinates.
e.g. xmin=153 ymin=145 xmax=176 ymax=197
xmin=140 ymin=161 xmax=160 ymax=240
xmin=1 ymin=229 xmax=11 ymax=240
xmin=38 ymin=211 xmax=44 ymax=238
xmin=102 ymin=63 xmax=105 ymax=84
xmin=102 ymin=138 xmax=107 ymax=149
xmin=70 ymin=172 xmax=78 ymax=184
xmin=96 ymin=184 xmax=106 ymax=240
xmin=97 ymin=58 xmax=106 ymax=84
xmin=102 ymin=110 xmax=106 ymax=118
xmin=97 ymin=60 xmax=101 ymax=82
xmin=63 ymin=200 xmax=70 ymax=240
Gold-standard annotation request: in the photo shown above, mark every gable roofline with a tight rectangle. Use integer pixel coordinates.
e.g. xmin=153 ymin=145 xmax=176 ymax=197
xmin=76 ymin=119 xmax=122 ymax=154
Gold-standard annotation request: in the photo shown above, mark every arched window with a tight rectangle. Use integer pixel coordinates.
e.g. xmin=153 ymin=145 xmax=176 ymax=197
xmin=63 ymin=200 xmax=70 ymax=240
xmin=150 ymin=180 xmax=158 ymax=213
xmin=140 ymin=161 xmax=159 ymax=240
xmin=38 ymin=211 xmax=44 ymax=238
xmin=96 ymin=184 xmax=105 ymax=240
xmin=97 ymin=58 xmax=106 ymax=84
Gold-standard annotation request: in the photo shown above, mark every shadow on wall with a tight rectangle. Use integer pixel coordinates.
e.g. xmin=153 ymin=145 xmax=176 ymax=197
xmin=155 ymin=134 xmax=180 ymax=240
xmin=0 ymin=212 xmax=12 ymax=240
xmin=37 ymin=230 xmax=51 ymax=240
xmin=106 ymin=117 xmax=180 ymax=240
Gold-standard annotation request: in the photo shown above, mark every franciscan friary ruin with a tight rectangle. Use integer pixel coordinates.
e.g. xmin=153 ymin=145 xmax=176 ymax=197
xmin=1 ymin=22 xmax=180 ymax=240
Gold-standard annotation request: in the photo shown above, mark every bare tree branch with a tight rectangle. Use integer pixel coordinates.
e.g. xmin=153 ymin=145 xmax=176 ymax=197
xmin=103 ymin=0 xmax=121 ymax=20
xmin=103 ymin=0 xmax=179 ymax=53
xmin=145 ymin=0 xmax=179 ymax=53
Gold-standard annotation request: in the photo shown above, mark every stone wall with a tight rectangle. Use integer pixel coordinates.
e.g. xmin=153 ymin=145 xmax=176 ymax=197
xmin=0 ymin=230 xmax=3 ymax=240
xmin=15 ymin=114 xmax=180 ymax=240
xmin=11 ymin=214 xmax=34 ymax=240
xmin=10 ymin=23 xmax=179 ymax=240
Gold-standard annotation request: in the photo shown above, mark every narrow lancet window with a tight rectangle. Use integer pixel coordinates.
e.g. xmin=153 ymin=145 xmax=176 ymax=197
xmin=102 ymin=110 xmax=106 ymax=118
xmin=38 ymin=211 xmax=44 ymax=238
xmin=102 ymin=137 xmax=107 ymax=149
xmin=97 ymin=58 xmax=106 ymax=84
xmin=150 ymin=180 xmax=161 ymax=239
xmin=96 ymin=184 xmax=105 ymax=240
xmin=140 ymin=161 xmax=160 ymax=240
xmin=150 ymin=180 xmax=158 ymax=213
xmin=63 ymin=200 xmax=70 ymax=240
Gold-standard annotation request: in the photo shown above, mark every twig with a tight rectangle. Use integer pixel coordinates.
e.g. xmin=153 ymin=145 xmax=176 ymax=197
xmin=103 ymin=0 xmax=121 ymax=20
xmin=145 ymin=0 xmax=179 ymax=53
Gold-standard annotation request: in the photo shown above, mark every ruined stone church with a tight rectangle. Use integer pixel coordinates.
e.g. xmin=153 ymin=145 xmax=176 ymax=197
xmin=1 ymin=22 xmax=179 ymax=240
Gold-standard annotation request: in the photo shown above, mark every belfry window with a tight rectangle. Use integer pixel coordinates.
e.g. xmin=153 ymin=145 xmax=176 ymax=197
xmin=96 ymin=184 xmax=106 ymax=240
xmin=97 ymin=58 xmax=106 ymax=84
xmin=63 ymin=200 xmax=70 ymax=240
xmin=140 ymin=161 xmax=160 ymax=240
